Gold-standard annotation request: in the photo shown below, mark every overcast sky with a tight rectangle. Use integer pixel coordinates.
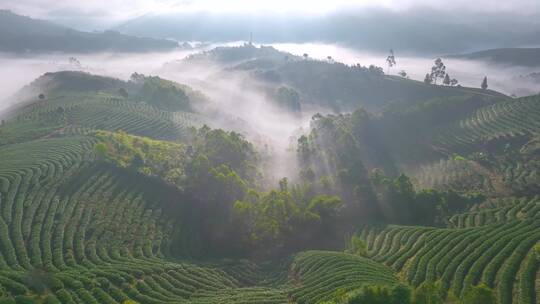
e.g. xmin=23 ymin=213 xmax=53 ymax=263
xmin=3 ymin=0 xmax=540 ymax=30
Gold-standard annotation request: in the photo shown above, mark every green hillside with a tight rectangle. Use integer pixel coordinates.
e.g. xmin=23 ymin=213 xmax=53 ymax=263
xmin=175 ymin=44 xmax=508 ymax=112
xmin=0 ymin=54 xmax=538 ymax=304
xmin=362 ymin=199 xmax=539 ymax=304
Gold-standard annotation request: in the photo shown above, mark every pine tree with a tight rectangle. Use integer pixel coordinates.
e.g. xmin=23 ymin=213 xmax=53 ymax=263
xmin=443 ymin=74 xmax=451 ymax=86
xmin=481 ymin=76 xmax=488 ymax=90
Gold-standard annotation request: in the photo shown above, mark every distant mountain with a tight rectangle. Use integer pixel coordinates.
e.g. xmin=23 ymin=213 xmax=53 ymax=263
xmin=114 ymin=9 xmax=540 ymax=54
xmin=0 ymin=10 xmax=179 ymax=53
xmin=448 ymin=48 xmax=540 ymax=67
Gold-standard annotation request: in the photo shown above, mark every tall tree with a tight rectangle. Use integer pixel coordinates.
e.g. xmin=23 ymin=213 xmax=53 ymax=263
xmin=386 ymin=49 xmax=396 ymax=74
xmin=430 ymin=58 xmax=446 ymax=85
xmin=443 ymin=74 xmax=451 ymax=86
xmin=481 ymin=76 xmax=488 ymax=90
xmin=424 ymin=74 xmax=433 ymax=84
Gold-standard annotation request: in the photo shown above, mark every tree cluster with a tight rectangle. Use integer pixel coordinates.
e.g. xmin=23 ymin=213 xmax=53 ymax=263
xmin=323 ymin=281 xmax=496 ymax=304
xmin=424 ymin=58 xmax=459 ymax=86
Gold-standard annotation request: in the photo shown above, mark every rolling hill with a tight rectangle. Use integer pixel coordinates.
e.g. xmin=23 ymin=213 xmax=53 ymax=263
xmin=170 ymin=44 xmax=508 ymax=112
xmin=0 ymin=50 xmax=538 ymax=303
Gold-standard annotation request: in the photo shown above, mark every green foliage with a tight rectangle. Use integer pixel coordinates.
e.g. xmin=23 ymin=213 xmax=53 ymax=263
xmin=345 ymin=235 xmax=367 ymax=257
xmin=134 ymin=75 xmax=192 ymax=111
xmin=234 ymin=180 xmax=343 ymax=255
xmin=372 ymin=172 xmax=481 ymax=226
xmin=534 ymin=242 xmax=540 ymax=259
xmin=413 ymin=281 xmax=445 ymax=304
xmin=297 ymin=110 xmax=381 ymax=221
xmin=188 ymin=126 xmax=259 ymax=181
xmin=462 ymin=284 xmax=495 ymax=304
xmin=274 ymin=86 xmax=301 ymax=113
xmin=343 ymin=284 xmax=411 ymax=304
xmin=452 ymin=154 xmax=467 ymax=161
xmin=1 ymin=46 xmax=540 ymax=304
xmin=94 ymin=130 xmax=186 ymax=186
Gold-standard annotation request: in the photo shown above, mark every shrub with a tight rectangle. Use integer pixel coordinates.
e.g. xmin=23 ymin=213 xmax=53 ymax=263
xmin=462 ymin=284 xmax=495 ymax=304
xmin=345 ymin=235 xmax=367 ymax=257
xmin=413 ymin=282 xmax=444 ymax=304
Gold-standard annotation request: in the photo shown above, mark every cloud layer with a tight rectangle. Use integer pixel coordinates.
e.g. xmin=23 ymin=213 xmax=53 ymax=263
xmin=2 ymin=0 xmax=540 ymax=30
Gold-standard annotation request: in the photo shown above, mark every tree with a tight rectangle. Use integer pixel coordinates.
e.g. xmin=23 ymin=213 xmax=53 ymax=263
xmin=345 ymin=235 xmax=367 ymax=257
xmin=93 ymin=143 xmax=108 ymax=160
xmin=443 ymin=74 xmax=451 ymax=86
xmin=430 ymin=58 xmax=446 ymax=85
xmin=368 ymin=65 xmax=384 ymax=76
xmin=345 ymin=284 xmax=412 ymax=304
xmin=68 ymin=57 xmax=81 ymax=66
xmin=118 ymin=88 xmax=129 ymax=98
xmin=481 ymin=76 xmax=488 ymax=90
xmin=534 ymin=242 xmax=540 ymax=259
xmin=424 ymin=74 xmax=433 ymax=84
xmin=327 ymin=56 xmax=334 ymax=63
xmin=398 ymin=70 xmax=409 ymax=78
xmin=450 ymin=78 xmax=459 ymax=86
xmin=413 ymin=282 xmax=444 ymax=304
xmin=463 ymin=284 xmax=496 ymax=304
xmin=276 ymin=86 xmax=301 ymax=113
xmin=390 ymin=284 xmax=412 ymax=304
xmin=386 ymin=49 xmax=396 ymax=74
xmin=303 ymin=53 xmax=309 ymax=60
xmin=38 ymin=93 xmax=45 ymax=100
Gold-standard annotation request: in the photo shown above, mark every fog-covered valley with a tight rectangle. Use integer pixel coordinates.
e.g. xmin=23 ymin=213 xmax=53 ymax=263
xmin=3 ymin=42 xmax=540 ymax=112
xmin=2 ymin=42 xmax=539 ymax=181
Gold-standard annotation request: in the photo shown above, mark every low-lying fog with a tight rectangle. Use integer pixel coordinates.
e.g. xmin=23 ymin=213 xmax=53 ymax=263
xmin=2 ymin=42 xmax=539 ymax=112
xmin=1 ymin=42 xmax=539 ymax=181
xmin=272 ymin=43 xmax=540 ymax=97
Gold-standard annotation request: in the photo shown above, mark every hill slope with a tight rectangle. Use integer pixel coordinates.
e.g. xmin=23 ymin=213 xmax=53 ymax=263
xmin=0 ymin=60 xmax=539 ymax=303
xmin=0 ymin=71 xmax=409 ymax=303
xmin=362 ymin=199 xmax=540 ymax=304
xmin=172 ymin=45 xmax=508 ymax=112
xmin=0 ymin=10 xmax=178 ymax=53
xmin=447 ymin=48 xmax=540 ymax=67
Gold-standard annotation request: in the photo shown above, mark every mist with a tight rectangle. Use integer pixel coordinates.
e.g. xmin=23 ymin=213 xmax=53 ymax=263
xmin=0 ymin=44 xmax=313 ymax=182
xmin=270 ymin=43 xmax=540 ymax=96
xmin=1 ymin=42 xmax=539 ymax=180
xmin=159 ymin=57 xmax=312 ymax=183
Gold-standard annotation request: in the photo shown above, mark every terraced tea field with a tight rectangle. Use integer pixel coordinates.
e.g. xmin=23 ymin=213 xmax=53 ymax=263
xmin=1 ymin=69 xmax=539 ymax=303
xmin=362 ymin=200 xmax=540 ymax=304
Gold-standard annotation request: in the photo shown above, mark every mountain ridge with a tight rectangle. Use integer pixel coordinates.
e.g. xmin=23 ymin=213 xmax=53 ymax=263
xmin=0 ymin=10 xmax=179 ymax=53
